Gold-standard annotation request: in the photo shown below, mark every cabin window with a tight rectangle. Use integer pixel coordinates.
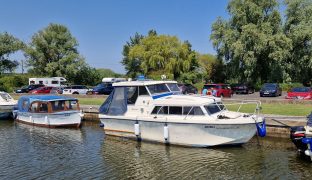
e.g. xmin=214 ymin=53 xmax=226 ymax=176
xmin=29 ymin=80 xmax=35 ymax=84
xmin=147 ymin=84 xmax=170 ymax=94
xmin=65 ymin=100 xmax=78 ymax=110
xmin=127 ymin=87 xmax=138 ymax=104
xmin=183 ymin=106 xmax=204 ymax=115
xmin=139 ymin=86 xmax=149 ymax=96
xmin=30 ymin=102 xmax=39 ymax=112
xmin=169 ymin=106 xmax=182 ymax=115
xmin=151 ymin=106 xmax=168 ymax=115
xmin=39 ymin=81 xmax=43 ymax=84
xmin=39 ymin=103 xmax=48 ymax=113
xmin=51 ymin=101 xmax=66 ymax=111
xmin=204 ymin=102 xmax=226 ymax=115
xmin=51 ymin=80 xmax=59 ymax=84
xmin=166 ymin=83 xmax=180 ymax=92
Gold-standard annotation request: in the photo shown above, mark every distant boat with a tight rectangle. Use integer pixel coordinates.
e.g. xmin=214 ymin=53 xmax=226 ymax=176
xmin=99 ymin=79 xmax=266 ymax=147
xmin=14 ymin=95 xmax=83 ymax=128
xmin=0 ymin=91 xmax=17 ymax=119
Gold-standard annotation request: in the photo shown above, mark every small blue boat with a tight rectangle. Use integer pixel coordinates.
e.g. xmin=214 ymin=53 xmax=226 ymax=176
xmin=14 ymin=95 xmax=83 ymax=128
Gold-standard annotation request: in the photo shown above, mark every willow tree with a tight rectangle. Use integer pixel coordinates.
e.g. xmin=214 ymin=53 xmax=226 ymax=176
xmin=25 ymin=23 xmax=87 ymax=80
xmin=124 ymin=30 xmax=197 ymax=80
xmin=0 ymin=32 xmax=24 ymax=73
xmin=284 ymin=0 xmax=312 ymax=84
xmin=210 ymin=0 xmax=292 ymax=83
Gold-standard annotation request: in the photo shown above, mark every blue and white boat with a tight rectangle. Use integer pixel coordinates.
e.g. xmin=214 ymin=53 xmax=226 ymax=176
xmin=99 ymin=80 xmax=266 ymax=147
xmin=14 ymin=95 xmax=83 ymax=128
xmin=0 ymin=91 xmax=17 ymax=119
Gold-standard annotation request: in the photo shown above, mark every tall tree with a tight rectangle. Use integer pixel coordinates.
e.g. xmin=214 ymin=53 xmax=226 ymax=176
xmin=284 ymin=0 xmax=312 ymax=84
xmin=0 ymin=32 xmax=24 ymax=73
xmin=210 ymin=0 xmax=292 ymax=84
xmin=25 ymin=23 xmax=87 ymax=80
xmin=121 ymin=32 xmax=144 ymax=78
xmin=123 ymin=30 xmax=198 ymax=79
xmin=198 ymin=53 xmax=225 ymax=83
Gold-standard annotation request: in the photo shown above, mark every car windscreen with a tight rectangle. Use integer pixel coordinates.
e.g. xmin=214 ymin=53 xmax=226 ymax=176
xmin=204 ymin=102 xmax=226 ymax=114
xmin=292 ymin=87 xmax=311 ymax=92
xmin=203 ymin=85 xmax=216 ymax=89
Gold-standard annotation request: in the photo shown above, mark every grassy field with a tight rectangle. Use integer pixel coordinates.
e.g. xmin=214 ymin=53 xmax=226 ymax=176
xmin=225 ymin=103 xmax=312 ymax=116
xmin=10 ymin=94 xmax=312 ymax=116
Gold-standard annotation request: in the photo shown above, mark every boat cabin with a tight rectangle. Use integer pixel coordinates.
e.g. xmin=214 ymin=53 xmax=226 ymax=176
xmin=18 ymin=95 xmax=80 ymax=114
xmin=99 ymin=80 xmax=224 ymax=117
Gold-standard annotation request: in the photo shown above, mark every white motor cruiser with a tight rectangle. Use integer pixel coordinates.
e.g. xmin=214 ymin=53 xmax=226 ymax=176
xmin=0 ymin=91 xmax=17 ymax=119
xmin=99 ymin=80 xmax=266 ymax=147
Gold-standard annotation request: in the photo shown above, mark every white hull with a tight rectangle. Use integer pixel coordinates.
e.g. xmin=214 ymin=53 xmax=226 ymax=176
xmin=100 ymin=117 xmax=257 ymax=147
xmin=0 ymin=105 xmax=15 ymax=119
xmin=16 ymin=111 xmax=81 ymax=128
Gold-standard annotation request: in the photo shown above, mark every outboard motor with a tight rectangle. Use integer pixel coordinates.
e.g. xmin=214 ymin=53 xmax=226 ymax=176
xmin=290 ymin=112 xmax=312 ymax=159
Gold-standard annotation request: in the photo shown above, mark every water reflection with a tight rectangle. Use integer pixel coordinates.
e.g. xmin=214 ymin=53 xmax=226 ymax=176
xmin=0 ymin=120 xmax=312 ymax=179
xmin=101 ymin=136 xmax=312 ymax=179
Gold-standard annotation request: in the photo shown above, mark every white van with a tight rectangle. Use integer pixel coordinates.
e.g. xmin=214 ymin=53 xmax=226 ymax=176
xmin=29 ymin=77 xmax=67 ymax=87
xmin=102 ymin=77 xmax=127 ymax=83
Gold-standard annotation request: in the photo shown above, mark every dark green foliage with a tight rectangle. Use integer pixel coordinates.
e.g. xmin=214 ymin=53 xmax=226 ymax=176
xmin=211 ymin=0 xmax=292 ymax=85
xmin=0 ymin=32 xmax=24 ymax=73
xmin=0 ymin=74 xmax=31 ymax=92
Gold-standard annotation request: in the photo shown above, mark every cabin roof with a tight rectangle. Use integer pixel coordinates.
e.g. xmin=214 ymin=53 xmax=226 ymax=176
xmin=19 ymin=95 xmax=77 ymax=102
xmin=113 ymin=80 xmax=178 ymax=87
xmin=153 ymin=95 xmax=220 ymax=106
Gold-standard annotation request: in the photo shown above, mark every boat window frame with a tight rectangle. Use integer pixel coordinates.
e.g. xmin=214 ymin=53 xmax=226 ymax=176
xmin=29 ymin=101 xmax=51 ymax=113
xmin=151 ymin=105 xmax=204 ymax=116
xmin=29 ymin=100 xmax=80 ymax=113
xmin=146 ymin=83 xmax=170 ymax=95
xmin=204 ymin=102 xmax=226 ymax=115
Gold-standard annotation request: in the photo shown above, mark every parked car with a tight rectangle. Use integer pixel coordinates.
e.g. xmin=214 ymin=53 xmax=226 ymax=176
xmin=202 ymin=84 xmax=232 ymax=97
xmin=231 ymin=83 xmax=255 ymax=94
xmin=50 ymin=86 xmax=66 ymax=94
xmin=177 ymin=83 xmax=198 ymax=94
xmin=87 ymin=83 xmax=114 ymax=95
xmin=259 ymin=83 xmax=282 ymax=97
xmin=29 ymin=86 xmax=53 ymax=94
xmin=62 ymin=85 xmax=90 ymax=95
xmin=15 ymin=84 xmax=45 ymax=93
xmin=285 ymin=87 xmax=312 ymax=100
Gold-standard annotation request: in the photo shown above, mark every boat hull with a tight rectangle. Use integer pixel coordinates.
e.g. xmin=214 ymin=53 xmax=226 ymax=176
xmin=0 ymin=105 xmax=15 ymax=119
xmin=16 ymin=111 xmax=81 ymax=128
xmin=100 ymin=117 xmax=257 ymax=147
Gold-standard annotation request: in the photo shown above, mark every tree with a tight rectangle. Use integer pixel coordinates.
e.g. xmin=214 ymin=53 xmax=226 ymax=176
xmin=25 ymin=23 xmax=87 ymax=81
xmin=121 ymin=32 xmax=144 ymax=78
xmin=210 ymin=0 xmax=292 ymax=84
xmin=0 ymin=32 xmax=24 ymax=73
xmin=284 ymin=0 xmax=312 ymax=84
xmin=198 ymin=53 xmax=225 ymax=83
xmin=123 ymin=30 xmax=198 ymax=79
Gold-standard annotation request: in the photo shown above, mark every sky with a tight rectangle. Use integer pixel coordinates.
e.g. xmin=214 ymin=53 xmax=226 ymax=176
xmin=0 ymin=0 xmax=230 ymax=74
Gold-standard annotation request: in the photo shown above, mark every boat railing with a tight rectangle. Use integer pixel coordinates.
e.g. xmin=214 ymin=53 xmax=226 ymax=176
xmin=222 ymin=100 xmax=262 ymax=117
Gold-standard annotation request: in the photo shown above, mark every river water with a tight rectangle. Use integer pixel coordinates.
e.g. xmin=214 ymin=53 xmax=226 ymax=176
xmin=0 ymin=120 xmax=311 ymax=179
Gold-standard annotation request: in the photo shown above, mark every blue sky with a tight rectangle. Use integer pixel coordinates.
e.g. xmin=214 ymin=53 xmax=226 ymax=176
xmin=0 ymin=0 xmax=230 ymax=73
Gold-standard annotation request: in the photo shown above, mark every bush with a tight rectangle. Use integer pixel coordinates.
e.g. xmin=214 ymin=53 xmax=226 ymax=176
xmin=280 ymin=83 xmax=303 ymax=92
xmin=0 ymin=74 xmax=30 ymax=92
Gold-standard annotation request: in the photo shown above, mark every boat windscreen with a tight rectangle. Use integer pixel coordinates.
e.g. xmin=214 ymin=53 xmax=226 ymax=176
xmin=147 ymin=84 xmax=170 ymax=94
xmin=166 ymin=83 xmax=180 ymax=92
xmin=0 ymin=93 xmax=12 ymax=101
xmin=204 ymin=102 xmax=226 ymax=115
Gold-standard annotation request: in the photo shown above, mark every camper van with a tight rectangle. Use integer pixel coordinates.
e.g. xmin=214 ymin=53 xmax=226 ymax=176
xmin=29 ymin=77 xmax=67 ymax=87
xmin=102 ymin=77 xmax=127 ymax=83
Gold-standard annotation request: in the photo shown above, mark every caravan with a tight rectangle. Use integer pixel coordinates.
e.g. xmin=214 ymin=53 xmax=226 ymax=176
xmin=29 ymin=77 xmax=67 ymax=87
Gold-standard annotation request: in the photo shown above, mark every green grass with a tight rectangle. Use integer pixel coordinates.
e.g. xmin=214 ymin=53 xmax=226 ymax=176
xmin=78 ymin=97 xmax=105 ymax=106
xmin=226 ymin=103 xmax=312 ymax=116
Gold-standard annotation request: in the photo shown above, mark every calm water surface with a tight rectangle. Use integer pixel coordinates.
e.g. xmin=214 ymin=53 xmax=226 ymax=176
xmin=0 ymin=120 xmax=311 ymax=179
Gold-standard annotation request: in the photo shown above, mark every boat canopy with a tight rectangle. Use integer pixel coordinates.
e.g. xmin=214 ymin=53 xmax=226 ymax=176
xmin=17 ymin=95 xmax=78 ymax=112
xmin=99 ymin=87 xmax=127 ymax=115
